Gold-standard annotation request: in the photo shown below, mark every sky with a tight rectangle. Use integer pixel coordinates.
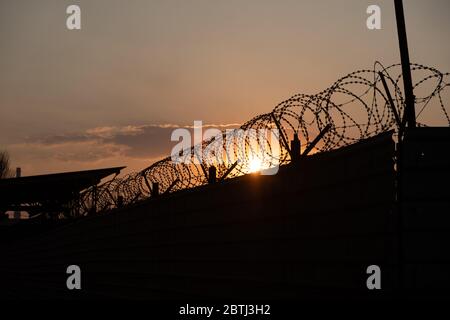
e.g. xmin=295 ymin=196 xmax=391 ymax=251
xmin=1 ymin=0 xmax=450 ymax=176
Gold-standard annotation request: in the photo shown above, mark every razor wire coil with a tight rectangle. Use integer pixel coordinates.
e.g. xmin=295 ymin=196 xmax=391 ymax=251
xmin=78 ymin=62 xmax=450 ymax=216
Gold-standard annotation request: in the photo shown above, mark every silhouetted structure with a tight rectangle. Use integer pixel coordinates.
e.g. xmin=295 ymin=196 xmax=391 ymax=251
xmin=1 ymin=128 xmax=449 ymax=299
xmin=0 ymin=167 xmax=124 ymax=219
xmin=0 ymin=0 xmax=449 ymax=300
xmin=290 ymin=134 xmax=301 ymax=163
xmin=208 ymin=166 xmax=217 ymax=184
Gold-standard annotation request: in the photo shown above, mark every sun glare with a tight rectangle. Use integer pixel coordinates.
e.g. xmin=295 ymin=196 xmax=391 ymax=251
xmin=249 ymin=158 xmax=262 ymax=173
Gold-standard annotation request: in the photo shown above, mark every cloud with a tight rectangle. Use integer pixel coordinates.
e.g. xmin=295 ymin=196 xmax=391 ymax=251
xmin=30 ymin=123 xmax=241 ymax=159
xmin=11 ymin=141 xmax=127 ymax=162
xmin=8 ymin=123 xmax=240 ymax=176
xmin=85 ymin=125 xmax=145 ymax=138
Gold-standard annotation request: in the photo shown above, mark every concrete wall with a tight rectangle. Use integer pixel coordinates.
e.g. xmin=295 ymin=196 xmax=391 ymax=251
xmin=400 ymin=127 xmax=450 ymax=294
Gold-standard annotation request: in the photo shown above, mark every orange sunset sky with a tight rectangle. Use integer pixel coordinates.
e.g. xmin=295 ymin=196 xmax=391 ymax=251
xmin=1 ymin=0 xmax=449 ymax=176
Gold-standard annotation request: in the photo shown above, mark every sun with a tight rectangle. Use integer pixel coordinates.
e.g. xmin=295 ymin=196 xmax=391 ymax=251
xmin=249 ymin=158 xmax=262 ymax=173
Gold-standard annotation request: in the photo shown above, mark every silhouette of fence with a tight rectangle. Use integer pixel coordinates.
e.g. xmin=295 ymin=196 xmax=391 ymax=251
xmin=79 ymin=63 xmax=449 ymax=216
xmin=0 ymin=132 xmax=397 ymax=299
xmin=2 ymin=66 xmax=450 ymax=298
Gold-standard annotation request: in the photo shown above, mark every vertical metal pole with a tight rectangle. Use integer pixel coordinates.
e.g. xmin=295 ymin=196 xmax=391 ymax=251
xmin=93 ymin=185 xmax=97 ymax=214
xmin=394 ymin=0 xmax=416 ymax=128
xmin=14 ymin=167 xmax=21 ymax=219
xmin=208 ymin=166 xmax=217 ymax=184
xmin=152 ymin=182 xmax=159 ymax=197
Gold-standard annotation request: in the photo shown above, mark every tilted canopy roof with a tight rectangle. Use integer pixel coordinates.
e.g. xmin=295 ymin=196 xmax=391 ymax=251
xmin=0 ymin=167 xmax=125 ymax=208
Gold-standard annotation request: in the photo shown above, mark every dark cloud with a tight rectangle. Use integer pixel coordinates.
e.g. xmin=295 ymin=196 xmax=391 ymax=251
xmin=24 ymin=123 xmax=240 ymax=162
